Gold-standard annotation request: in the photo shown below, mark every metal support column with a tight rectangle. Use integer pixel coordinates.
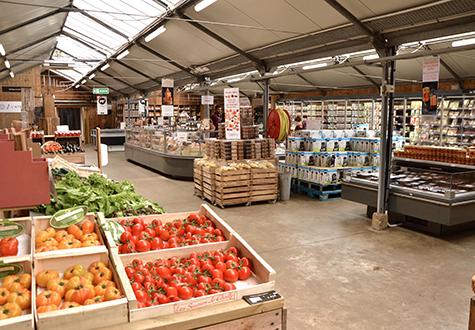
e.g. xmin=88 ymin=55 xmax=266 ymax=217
xmin=376 ymin=47 xmax=396 ymax=214
xmin=263 ymin=79 xmax=270 ymax=134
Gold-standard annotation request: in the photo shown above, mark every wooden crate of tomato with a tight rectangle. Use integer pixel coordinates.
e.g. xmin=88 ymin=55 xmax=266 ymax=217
xmin=0 ymin=256 xmax=34 ymax=330
xmin=111 ymin=233 xmax=276 ymax=321
xmin=33 ymin=250 xmax=128 ymax=330
xmin=33 ymin=213 xmax=107 ymax=259
xmin=98 ymin=204 xmax=234 ymax=255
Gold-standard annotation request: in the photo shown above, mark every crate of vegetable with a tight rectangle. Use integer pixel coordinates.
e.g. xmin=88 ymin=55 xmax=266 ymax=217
xmin=37 ymin=172 xmax=164 ymax=218
xmin=0 ymin=256 xmax=34 ymax=330
xmin=0 ymin=218 xmax=32 ymax=262
xmin=33 ymin=250 xmax=128 ymax=330
xmin=111 ymin=233 xmax=275 ymax=321
xmin=98 ymin=204 xmax=234 ymax=255
xmin=33 ymin=208 xmax=107 ymax=259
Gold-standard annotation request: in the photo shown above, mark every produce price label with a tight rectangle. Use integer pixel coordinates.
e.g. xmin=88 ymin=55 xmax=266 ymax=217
xmin=201 ymin=95 xmax=214 ymax=105
xmin=224 ymin=88 xmax=241 ymax=140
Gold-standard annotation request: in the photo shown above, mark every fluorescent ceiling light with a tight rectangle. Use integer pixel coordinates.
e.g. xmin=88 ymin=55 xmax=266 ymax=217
xmin=144 ymin=26 xmax=166 ymax=43
xmin=89 ymin=73 xmax=96 ymax=79
xmin=303 ymin=62 xmax=328 ymax=70
xmin=117 ymin=49 xmax=129 ymax=60
xmin=75 ymin=85 xmax=80 ymax=88
xmin=81 ymin=79 xmax=86 ymax=84
xmin=9 ymin=71 xmax=14 ymax=78
xmin=100 ymin=63 xmax=110 ymax=71
xmin=0 ymin=44 xmax=5 ymax=56
xmin=227 ymin=77 xmax=243 ymax=83
xmin=363 ymin=54 xmax=379 ymax=61
xmin=194 ymin=0 xmax=218 ymax=12
xmin=43 ymin=63 xmax=50 ymax=67
xmin=4 ymin=60 xmax=10 ymax=69
xmin=452 ymin=38 xmax=475 ymax=47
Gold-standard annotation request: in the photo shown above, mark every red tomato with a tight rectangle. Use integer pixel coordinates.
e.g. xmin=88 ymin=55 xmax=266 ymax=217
xmin=145 ymin=228 xmax=156 ymax=238
xmin=223 ymin=269 xmax=239 ymax=283
xmin=150 ymin=237 xmax=162 ymax=250
xmin=240 ymin=257 xmax=251 ymax=267
xmin=223 ymin=282 xmax=236 ymax=291
xmin=225 ymin=254 xmax=239 ymax=263
xmin=178 ymin=286 xmax=193 ymax=300
xmin=159 ymin=229 xmax=170 ymax=241
xmin=194 ymin=289 xmax=206 ymax=297
xmin=157 ymin=266 xmax=171 ymax=278
xmin=132 ymin=223 xmax=144 ymax=236
xmin=209 ymin=289 xmax=222 ymax=294
xmin=132 ymin=259 xmax=143 ymax=268
xmin=238 ymin=267 xmax=251 ymax=280
xmin=166 ymin=286 xmax=178 ymax=297
xmin=131 ymin=282 xmax=142 ymax=291
xmin=214 ymin=261 xmax=226 ymax=272
xmin=211 ymin=269 xmax=223 ymax=280
xmin=133 ymin=272 xmax=145 ymax=284
xmin=156 ymin=293 xmax=169 ymax=304
xmin=197 ymin=275 xmax=211 ymax=284
xmin=213 ymin=229 xmax=223 ymax=236
xmin=184 ymin=273 xmax=197 ymax=286
xmin=151 ymin=219 xmax=162 ymax=228
xmin=125 ymin=266 xmax=135 ymax=279
xmin=197 ymin=283 xmax=209 ymax=292
xmin=134 ymin=289 xmax=148 ymax=303
xmin=0 ymin=238 xmax=18 ymax=257
xmin=226 ymin=247 xmax=238 ymax=255
xmin=225 ymin=260 xmax=239 ymax=269
xmin=119 ymin=231 xmax=132 ymax=244
xmin=136 ymin=240 xmax=151 ymax=253
xmin=212 ymin=278 xmax=226 ymax=289
xmin=133 ymin=218 xmax=144 ymax=226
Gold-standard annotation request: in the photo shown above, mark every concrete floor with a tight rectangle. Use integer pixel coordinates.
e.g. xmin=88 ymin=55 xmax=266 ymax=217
xmin=91 ymin=150 xmax=474 ymax=329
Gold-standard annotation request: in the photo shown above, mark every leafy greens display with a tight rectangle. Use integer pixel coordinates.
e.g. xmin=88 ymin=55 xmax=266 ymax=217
xmin=38 ymin=172 xmax=164 ymax=217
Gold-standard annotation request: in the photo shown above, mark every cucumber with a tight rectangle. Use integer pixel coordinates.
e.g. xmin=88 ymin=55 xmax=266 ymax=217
xmin=0 ymin=262 xmax=23 ymax=278
xmin=0 ymin=221 xmax=25 ymax=238
xmin=49 ymin=206 xmax=87 ymax=229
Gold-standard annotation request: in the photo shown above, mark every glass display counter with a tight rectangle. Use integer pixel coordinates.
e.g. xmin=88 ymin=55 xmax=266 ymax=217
xmin=91 ymin=128 xmax=126 ymax=151
xmin=342 ymin=159 xmax=475 ymax=233
xmin=125 ymin=127 xmax=204 ymax=179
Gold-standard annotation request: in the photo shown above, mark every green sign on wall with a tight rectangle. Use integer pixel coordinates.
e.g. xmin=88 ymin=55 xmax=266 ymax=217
xmin=92 ymin=87 xmax=109 ymax=95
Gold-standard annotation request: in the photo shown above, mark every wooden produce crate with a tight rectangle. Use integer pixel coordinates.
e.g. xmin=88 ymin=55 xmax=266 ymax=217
xmin=33 ymin=213 xmax=107 ymax=259
xmin=98 ymin=204 xmax=235 ymax=253
xmin=0 ymin=256 xmax=34 ymax=330
xmin=43 ymin=152 xmax=86 ymax=164
xmin=33 ymin=250 xmax=128 ymax=330
xmin=193 ymin=163 xmax=203 ymax=197
xmin=0 ymin=217 xmax=32 ymax=263
xmin=214 ymin=169 xmax=251 ymax=207
xmin=111 ymin=233 xmax=276 ymax=322
xmin=202 ymin=166 xmax=216 ymax=203
xmin=250 ymin=168 xmax=278 ymax=203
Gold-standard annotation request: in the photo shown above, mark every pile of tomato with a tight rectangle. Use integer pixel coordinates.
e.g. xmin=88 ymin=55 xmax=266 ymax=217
xmin=0 ymin=238 xmax=19 ymax=257
xmin=126 ymin=247 xmax=252 ymax=307
xmin=35 ymin=261 xmax=122 ymax=313
xmin=35 ymin=219 xmax=100 ymax=253
xmin=0 ymin=273 xmax=31 ymax=319
xmin=117 ymin=213 xmax=226 ymax=254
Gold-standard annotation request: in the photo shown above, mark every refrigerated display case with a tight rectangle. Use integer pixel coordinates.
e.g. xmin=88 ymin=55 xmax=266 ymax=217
xmin=342 ymin=157 xmax=475 ymax=234
xmin=125 ymin=127 xmax=204 ymax=179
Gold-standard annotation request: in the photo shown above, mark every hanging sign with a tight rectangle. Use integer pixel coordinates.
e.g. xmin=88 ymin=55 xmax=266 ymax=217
xmin=422 ymin=56 xmax=440 ymax=115
xmin=162 ymin=78 xmax=174 ymax=117
xmin=422 ymin=57 xmax=440 ymax=82
xmin=138 ymin=99 xmax=147 ymax=116
xmin=92 ymin=87 xmax=109 ymax=95
xmin=224 ymin=88 xmax=241 ymax=140
xmin=97 ymin=96 xmax=108 ymax=115
xmin=0 ymin=101 xmax=21 ymax=113
xmin=201 ymin=95 xmax=214 ymax=105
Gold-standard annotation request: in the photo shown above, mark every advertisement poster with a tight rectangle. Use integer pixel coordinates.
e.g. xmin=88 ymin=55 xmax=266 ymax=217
xmin=224 ymin=88 xmax=241 ymax=140
xmin=97 ymin=96 xmax=107 ymax=115
xmin=162 ymin=78 xmax=174 ymax=117
xmin=422 ymin=56 xmax=440 ymax=115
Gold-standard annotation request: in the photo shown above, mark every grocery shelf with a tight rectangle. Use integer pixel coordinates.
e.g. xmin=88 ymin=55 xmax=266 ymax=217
xmin=393 ymin=157 xmax=475 ymax=171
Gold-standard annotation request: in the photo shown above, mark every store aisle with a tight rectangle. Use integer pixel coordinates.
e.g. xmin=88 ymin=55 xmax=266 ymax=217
xmin=97 ymin=150 xmax=473 ymax=330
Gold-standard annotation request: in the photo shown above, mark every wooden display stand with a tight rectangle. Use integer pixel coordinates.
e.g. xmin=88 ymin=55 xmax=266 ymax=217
xmin=194 ymin=160 xmax=278 ymax=208
xmin=99 ymin=298 xmax=285 ymax=330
